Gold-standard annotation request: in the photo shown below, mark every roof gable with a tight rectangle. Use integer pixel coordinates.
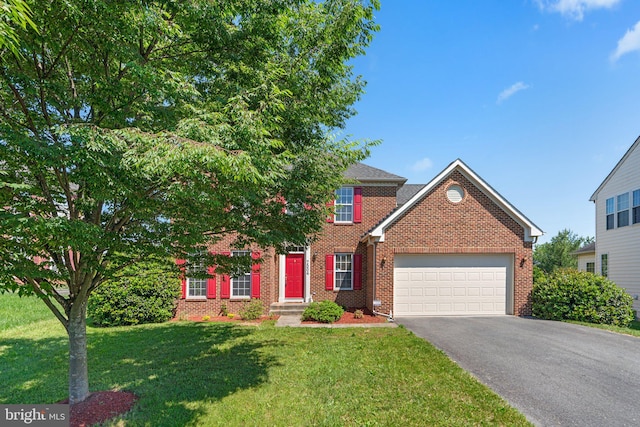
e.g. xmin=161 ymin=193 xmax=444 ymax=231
xmin=364 ymin=159 xmax=543 ymax=243
xmin=590 ymin=135 xmax=640 ymax=201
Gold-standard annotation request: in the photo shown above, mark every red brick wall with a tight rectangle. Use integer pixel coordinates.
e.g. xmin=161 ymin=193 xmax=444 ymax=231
xmin=175 ymin=231 xmax=278 ymax=318
xmin=175 ymin=183 xmax=400 ymax=316
xmin=308 ymin=184 xmax=398 ymax=308
xmin=372 ymin=171 xmax=533 ymax=316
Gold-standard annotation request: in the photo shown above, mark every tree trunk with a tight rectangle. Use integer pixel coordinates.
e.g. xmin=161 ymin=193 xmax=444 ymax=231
xmin=67 ymin=301 xmax=90 ymax=404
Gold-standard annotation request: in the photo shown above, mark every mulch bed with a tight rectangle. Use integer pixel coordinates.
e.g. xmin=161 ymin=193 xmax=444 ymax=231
xmin=173 ymin=315 xmax=279 ymax=323
xmin=302 ymin=308 xmax=387 ymax=324
xmin=60 ymin=391 xmax=137 ymax=427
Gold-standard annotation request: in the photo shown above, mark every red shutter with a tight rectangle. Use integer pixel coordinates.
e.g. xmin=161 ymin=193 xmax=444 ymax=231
xmin=251 ymin=251 xmax=261 ymax=298
xmin=325 ymin=254 xmax=334 ymax=290
xmin=221 ymin=252 xmax=231 ymax=299
xmin=206 ymin=266 xmax=217 ymax=298
xmin=353 ymin=187 xmax=362 ymax=223
xmin=176 ymin=259 xmax=186 ymax=298
xmin=326 ymin=200 xmax=334 ymax=223
xmin=353 ymin=254 xmax=362 ymax=290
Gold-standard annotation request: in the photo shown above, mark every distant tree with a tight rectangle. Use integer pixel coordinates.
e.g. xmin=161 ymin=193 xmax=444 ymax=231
xmin=534 ymin=229 xmax=594 ymax=274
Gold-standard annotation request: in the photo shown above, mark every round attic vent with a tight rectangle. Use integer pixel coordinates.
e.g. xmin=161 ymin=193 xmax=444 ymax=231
xmin=446 ymin=185 xmax=464 ymax=203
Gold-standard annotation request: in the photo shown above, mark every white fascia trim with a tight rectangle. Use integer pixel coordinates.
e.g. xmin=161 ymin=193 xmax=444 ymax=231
xmin=590 ymin=135 xmax=640 ymax=202
xmin=368 ymin=159 xmax=544 ymax=242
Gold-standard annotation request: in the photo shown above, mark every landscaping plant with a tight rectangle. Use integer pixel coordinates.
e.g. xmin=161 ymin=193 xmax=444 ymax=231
xmin=302 ymin=300 xmax=344 ymax=323
xmin=239 ymin=299 xmax=264 ymax=321
xmin=88 ymin=259 xmax=181 ymax=327
xmin=532 ymin=268 xmax=634 ymax=326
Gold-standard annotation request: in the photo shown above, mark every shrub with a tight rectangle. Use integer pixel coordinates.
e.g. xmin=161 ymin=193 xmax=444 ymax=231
xmin=354 ymin=309 xmax=364 ymax=319
xmin=302 ymin=300 xmax=344 ymax=323
xmin=219 ymin=303 xmax=228 ymax=317
xmin=239 ymin=299 xmax=264 ymax=320
xmin=532 ymin=268 xmax=634 ymax=327
xmin=88 ymin=259 xmax=181 ymax=327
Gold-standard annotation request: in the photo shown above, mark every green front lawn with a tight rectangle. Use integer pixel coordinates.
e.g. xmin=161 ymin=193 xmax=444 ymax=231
xmin=1 ymin=293 xmax=531 ymax=426
xmin=567 ymin=319 xmax=640 ymax=337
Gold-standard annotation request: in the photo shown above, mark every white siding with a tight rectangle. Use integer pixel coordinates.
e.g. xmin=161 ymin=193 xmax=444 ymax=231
xmin=593 ymin=142 xmax=640 ymax=312
xmin=576 ymin=253 xmax=595 ymax=272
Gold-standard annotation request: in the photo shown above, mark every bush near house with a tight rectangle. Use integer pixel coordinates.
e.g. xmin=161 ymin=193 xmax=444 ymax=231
xmin=302 ymin=300 xmax=344 ymax=323
xmin=88 ymin=260 xmax=181 ymax=327
xmin=532 ymin=268 xmax=634 ymax=327
xmin=239 ymin=299 xmax=264 ymax=320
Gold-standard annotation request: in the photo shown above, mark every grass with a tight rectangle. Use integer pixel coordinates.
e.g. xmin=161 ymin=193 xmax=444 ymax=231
xmin=1 ymin=293 xmax=532 ymax=426
xmin=566 ymin=319 xmax=640 ymax=337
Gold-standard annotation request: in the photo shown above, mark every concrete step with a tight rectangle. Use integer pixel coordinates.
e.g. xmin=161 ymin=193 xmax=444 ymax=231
xmin=269 ymin=302 xmax=309 ymax=316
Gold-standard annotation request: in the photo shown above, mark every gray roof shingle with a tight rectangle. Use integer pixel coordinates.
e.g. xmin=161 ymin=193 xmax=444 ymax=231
xmin=396 ymin=184 xmax=426 ymax=206
xmin=344 ymin=163 xmax=406 ymax=183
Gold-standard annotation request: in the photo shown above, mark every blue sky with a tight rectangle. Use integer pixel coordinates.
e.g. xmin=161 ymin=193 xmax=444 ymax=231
xmin=344 ymin=0 xmax=640 ymax=244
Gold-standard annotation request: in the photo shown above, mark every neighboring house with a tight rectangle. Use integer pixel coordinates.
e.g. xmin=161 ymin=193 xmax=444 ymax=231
xmin=590 ymin=135 xmax=640 ymax=310
xmin=573 ymin=242 xmax=596 ymax=273
xmin=176 ymin=159 xmax=543 ymax=318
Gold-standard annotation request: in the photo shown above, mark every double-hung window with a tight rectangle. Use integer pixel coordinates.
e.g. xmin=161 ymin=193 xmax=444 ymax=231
xmin=617 ymin=193 xmax=630 ymax=227
xmin=586 ymin=262 xmax=595 ymax=274
xmin=601 ymin=254 xmax=608 ymax=277
xmin=335 ymin=187 xmax=354 ymax=223
xmin=605 ymin=197 xmax=614 ymax=230
xmin=231 ymin=251 xmax=251 ymax=298
xmin=334 ymin=253 xmax=353 ymax=290
xmin=186 ymin=258 xmax=207 ymax=298
xmin=633 ymin=189 xmax=640 ymax=225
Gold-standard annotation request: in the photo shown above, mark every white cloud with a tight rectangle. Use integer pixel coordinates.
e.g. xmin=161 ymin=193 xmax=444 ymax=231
xmin=535 ymin=0 xmax=620 ymax=21
xmin=611 ymin=20 xmax=640 ymax=62
xmin=411 ymin=157 xmax=433 ymax=172
xmin=497 ymin=82 xmax=530 ymax=104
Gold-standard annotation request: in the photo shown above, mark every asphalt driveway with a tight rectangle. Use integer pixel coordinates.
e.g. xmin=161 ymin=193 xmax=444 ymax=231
xmin=396 ymin=316 xmax=640 ymax=427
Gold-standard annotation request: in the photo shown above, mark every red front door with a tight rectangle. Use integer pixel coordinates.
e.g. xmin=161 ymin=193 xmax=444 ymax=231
xmin=285 ymin=254 xmax=304 ymax=298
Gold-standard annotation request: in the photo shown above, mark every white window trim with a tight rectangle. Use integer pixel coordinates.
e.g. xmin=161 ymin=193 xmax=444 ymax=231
xmin=186 ymin=277 xmax=207 ymax=299
xmin=606 ymin=197 xmax=615 ymax=230
xmin=231 ymin=250 xmax=251 ymax=299
xmin=334 ymin=187 xmax=354 ymax=223
xmin=334 ymin=253 xmax=353 ymax=291
xmin=616 ymin=193 xmax=630 ymax=228
xmin=186 ymin=255 xmax=207 ymax=299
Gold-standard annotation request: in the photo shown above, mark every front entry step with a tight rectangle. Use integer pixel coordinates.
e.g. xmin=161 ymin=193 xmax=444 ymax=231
xmin=269 ymin=302 xmax=309 ymax=316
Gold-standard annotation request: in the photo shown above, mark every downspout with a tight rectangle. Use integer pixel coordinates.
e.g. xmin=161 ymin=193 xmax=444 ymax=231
xmin=371 ymin=240 xmax=394 ymax=321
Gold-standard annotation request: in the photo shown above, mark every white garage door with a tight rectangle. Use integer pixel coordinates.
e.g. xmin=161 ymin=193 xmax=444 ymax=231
xmin=394 ymin=254 xmax=513 ymax=316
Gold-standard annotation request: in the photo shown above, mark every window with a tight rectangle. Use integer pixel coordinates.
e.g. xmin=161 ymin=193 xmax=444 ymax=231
xmin=586 ymin=262 xmax=595 ymax=274
xmin=334 ymin=253 xmax=353 ymax=290
xmin=334 ymin=187 xmax=354 ymax=223
xmin=617 ymin=193 xmax=629 ymax=227
xmin=606 ymin=197 xmax=614 ymax=230
xmin=186 ymin=258 xmax=206 ymax=298
xmin=231 ymin=251 xmax=251 ymax=298
xmin=601 ymin=254 xmax=608 ymax=277
xmin=633 ymin=189 xmax=640 ymax=225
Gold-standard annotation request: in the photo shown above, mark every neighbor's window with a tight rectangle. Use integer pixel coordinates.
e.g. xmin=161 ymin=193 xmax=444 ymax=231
xmin=334 ymin=253 xmax=353 ymax=290
xmin=186 ymin=257 xmax=206 ymax=298
xmin=633 ymin=189 xmax=640 ymax=225
xmin=586 ymin=262 xmax=595 ymax=274
xmin=617 ymin=193 xmax=629 ymax=228
xmin=601 ymin=254 xmax=608 ymax=277
xmin=334 ymin=187 xmax=354 ymax=223
xmin=231 ymin=251 xmax=251 ymax=298
xmin=606 ymin=197 xmax=614 ymax=230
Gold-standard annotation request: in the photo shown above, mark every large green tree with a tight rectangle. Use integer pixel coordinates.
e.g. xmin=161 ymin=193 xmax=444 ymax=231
xmin=0 ymin=0 xmax=379 ymax=404
xmin=0 ymin=0 xmax=36 ymax=57
xmin=533 ymin=229 xmax=594 ymax=274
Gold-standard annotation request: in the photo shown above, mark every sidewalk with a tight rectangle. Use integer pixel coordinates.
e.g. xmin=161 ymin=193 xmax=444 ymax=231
xmin=275 ymin=314 xmax=397 ymax=328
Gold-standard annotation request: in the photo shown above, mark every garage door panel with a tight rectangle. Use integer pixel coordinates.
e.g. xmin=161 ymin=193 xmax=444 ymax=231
xmin=394 ymin=255 xmax=511 ymax=316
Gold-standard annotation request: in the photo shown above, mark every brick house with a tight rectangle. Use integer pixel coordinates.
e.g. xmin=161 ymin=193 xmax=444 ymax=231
xmin=176 ymin=159 xmax=542 ymax=318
